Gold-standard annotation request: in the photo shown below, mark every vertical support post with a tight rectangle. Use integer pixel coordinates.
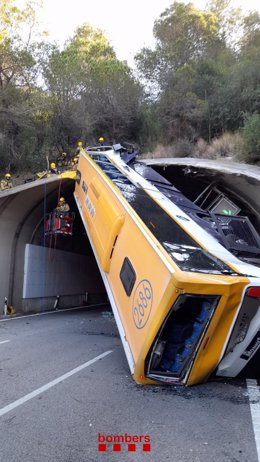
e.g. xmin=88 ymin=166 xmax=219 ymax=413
xmin=4 ymin=297 xmax=7 ymax=316
xmin=54 ymin=295 xmax=60 ymax=310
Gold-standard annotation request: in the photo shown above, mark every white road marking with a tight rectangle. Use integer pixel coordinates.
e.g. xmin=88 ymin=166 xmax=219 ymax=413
xmin=247 ymin=379 xmax=260 ymax=461
xmin=0 ymin=340 xmax=10 ymax=345
xmin=0 ymin=303 xmax=108 ymax=323
xmin=0 ymin=350 xmax=112 ymax=418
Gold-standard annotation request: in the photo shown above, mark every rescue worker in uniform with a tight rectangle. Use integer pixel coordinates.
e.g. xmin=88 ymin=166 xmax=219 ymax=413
xmin=71 ymin=157 xmax=79 ymax=170
xmin=35 ymin=162 xmax=59 ymax=180
xmin=54 ymin=197 xmax=71 ymax=230
xmin=57 ymin=152 xmax=69 ymax=168
xmin=97 ymin=136 xmax=106 ymax=151
xmin=74 ymin=141 xmax=84 ymax=166
xmin=0 ymin=173 xmax=13 ymax=190
xmin=49 ymin=162 xmax=59 ymax=174
xmin=55 ymin=197 xmax=70 ymax=213
xmin=75 ymin=141 xmax=83 ymax=156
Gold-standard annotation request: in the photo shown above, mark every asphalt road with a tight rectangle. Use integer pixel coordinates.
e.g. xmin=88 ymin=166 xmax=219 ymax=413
xmin=0 ymin=306 xmax=259 ymax=462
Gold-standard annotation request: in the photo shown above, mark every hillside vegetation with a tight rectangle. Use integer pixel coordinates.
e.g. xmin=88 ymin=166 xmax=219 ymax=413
xmin=0 ymin=0 xmax=260 ymax=174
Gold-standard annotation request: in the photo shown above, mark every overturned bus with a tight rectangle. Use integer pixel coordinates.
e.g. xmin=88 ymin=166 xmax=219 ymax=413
xmin=74 ymin=144 xmax=260 ymax=385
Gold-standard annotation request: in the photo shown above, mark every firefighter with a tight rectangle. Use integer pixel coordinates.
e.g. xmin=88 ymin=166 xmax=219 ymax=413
xmin=75 ymin=141 xmax=84 ymax=155
xmin=36 ymin=162 xmax=59 ymax=180
xmin=71 ymin=157 xmax=79 ymax=170
xmin=57 ymin=152 xmax=69 ymax=168
xmin=97 ymin=136 xmax=106 ymax=151
xmin=0 ymin=173 xmax=13 ymax=190
xmin=54 ymin=197 xmax=71 ymax=231
xmin=55 ymin=197 xmax=70 ymax=213
xmin=49 ymin=162 xmax=59 ymax=174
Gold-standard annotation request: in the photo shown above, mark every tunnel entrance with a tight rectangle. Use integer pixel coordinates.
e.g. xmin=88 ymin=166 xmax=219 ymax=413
xmin=21 ymin=180 xmax=106 ymax=313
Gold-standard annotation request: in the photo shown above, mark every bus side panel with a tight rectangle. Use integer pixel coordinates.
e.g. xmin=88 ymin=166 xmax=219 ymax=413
xmin=75 ymin=154 xmax=175 ymax=375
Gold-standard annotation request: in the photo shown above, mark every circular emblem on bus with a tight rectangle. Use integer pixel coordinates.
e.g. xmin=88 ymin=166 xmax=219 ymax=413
xmin=132 ymin=279 xmax=153 ymax=329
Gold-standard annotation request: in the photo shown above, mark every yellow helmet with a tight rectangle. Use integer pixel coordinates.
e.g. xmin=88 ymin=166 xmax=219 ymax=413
xmin=59 ymin=197 xmax=65 ymax=202
xmin=50 ymin=162 xmax=56 ymax=169
xmin=62 ymin=152 xmax=67 ymax=157
xmin=77 ymin=141 xmax=83 ymax=147
xmin=5 ymin=173 xmax=11 ymax=179
xmin=99 ymin=137 xmax=104 ymax=142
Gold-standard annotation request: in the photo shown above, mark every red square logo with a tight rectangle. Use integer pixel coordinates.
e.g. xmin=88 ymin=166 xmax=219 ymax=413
xmin=143 ymin=443 xmax=151 ymax=452
xmin=128 ymin=444 xmax=136 ymax=452
xmin=98 ymin=444 xmax=107 ymax=452
xmin=113 ymin=444 xmax=121 ymax=452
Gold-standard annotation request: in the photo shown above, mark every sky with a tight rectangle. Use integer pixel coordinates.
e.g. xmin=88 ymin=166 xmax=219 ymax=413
xmin=20 ymin=0 xmax=260 ymax=65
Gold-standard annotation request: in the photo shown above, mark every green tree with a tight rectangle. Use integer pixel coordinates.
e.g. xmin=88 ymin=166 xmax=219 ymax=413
xmin=0 ymin=0 xmax=47 ymax=170
xmin=135 ymin=2 xmax=223 ymax=93
xmin=44 ymin=24 xmax=143 ymax=148
xmin=158 ymin=65 xmax=207 ymax=141
xmin=135 ymin=2 xmax=227 ymax=143
xmin=207 ymin=0 xmax=244 ymax=49
xmin=240 ymin=113 xmax=260 ymax=162
xmin=194 ymin=48 xmax=239 ymax=138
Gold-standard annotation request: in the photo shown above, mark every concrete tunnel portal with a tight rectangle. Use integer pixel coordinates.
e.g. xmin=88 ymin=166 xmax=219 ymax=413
xmin=0 ymin=176 xmax=106 ymax=314
xmin=1 ymin=157 xmax=260 ymax=315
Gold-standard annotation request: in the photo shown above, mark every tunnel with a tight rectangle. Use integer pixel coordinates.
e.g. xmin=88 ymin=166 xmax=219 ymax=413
xmin=0 ymin=175 xmax=106 ymax=314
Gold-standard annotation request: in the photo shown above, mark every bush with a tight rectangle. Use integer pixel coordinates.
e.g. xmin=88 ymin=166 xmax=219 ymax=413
xmin=240 ymin=114 xmax=260 ymax=163
xmin=141 ymin=133 xmax=245 ymax=161
xmin=194 ymin=133 xmax=243 ymax=160
xmin=208 ymin=133 xmax=243 ymax=160
xmin=193 ymin=138 xmax=208 ymax=158
xmin=141 ymin=140 xmax=194 ymax=159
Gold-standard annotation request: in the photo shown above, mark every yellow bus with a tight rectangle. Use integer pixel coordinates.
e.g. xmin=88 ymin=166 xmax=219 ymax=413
xmin=74 ymin=144 xmax=260 ymax=385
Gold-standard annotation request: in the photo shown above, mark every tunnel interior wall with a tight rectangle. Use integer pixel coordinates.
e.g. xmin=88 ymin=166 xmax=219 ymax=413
xmin=22 ymin=244 xmax=105 ymax=313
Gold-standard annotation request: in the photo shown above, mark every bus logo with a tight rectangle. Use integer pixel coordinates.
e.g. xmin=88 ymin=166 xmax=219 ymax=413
xmin=132 ymin=280 xmax=153 ymax=329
